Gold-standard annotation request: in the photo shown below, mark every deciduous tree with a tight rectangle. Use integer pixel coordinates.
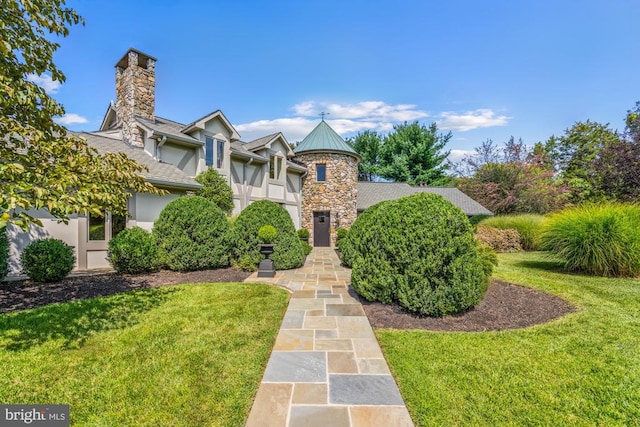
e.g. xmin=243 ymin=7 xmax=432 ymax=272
xmin=347 ymin=130 xmax=381 ymax=181
xmin=1 ymin=0 xmax=163 ymax=229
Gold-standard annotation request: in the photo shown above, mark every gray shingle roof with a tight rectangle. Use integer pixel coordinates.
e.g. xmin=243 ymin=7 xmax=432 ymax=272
xmin=135 ymin=116 xmax=202 ymax=146
xmin=356 ymin=182 xmax=493 ymax=216
xmin=244 ymin=133 xmax=280 ymax=151
xmin=83 ymin=132 xmax=201 ymax=190
xmin=230 ymin=141 xmax=268 ymax=162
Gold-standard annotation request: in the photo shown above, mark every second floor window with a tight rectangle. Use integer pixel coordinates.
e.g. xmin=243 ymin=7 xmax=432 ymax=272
xmin=269 ymin=155 xmax=283 ymax=180
xmin=206 ymin=136 xmax=225 ymax=168
xmin=316 ymin=164 xmax=326 ymax=182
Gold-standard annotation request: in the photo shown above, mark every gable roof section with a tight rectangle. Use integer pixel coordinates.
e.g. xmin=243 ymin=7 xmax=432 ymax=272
xmin=180 ymin=109 xmax=241 ymax=140
xmin=356 ymin=182 xmax=493 ymax=216
xmin=135 ymin=116 xmax=203 ymax=146
xmin=294 ymin=120 xmax=360 ymax=159
xmin=245 ymin=132 xmax=295 ymax=156
xmin=83 ymin=132 xmax=201 ymax=190
xmin=99 ymin=102 xmax=118 ymax=131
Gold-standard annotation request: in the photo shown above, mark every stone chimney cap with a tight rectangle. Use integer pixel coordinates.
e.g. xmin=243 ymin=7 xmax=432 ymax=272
xmin=115 ymin=48 xmax=157 ymax=69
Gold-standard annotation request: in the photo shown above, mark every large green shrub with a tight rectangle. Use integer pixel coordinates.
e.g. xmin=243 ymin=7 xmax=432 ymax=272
xmin=153 ymin=196 xmax=230 ymax=271
xmin=479 ymin=214 xmax=546 ymax=251
xmin=108 ymin=227 xmax=159 ymax=274
xmin=21 ymin=238 xmax=74 ymax=282
xmin=540 ymin=203 xmax=640 ymax=277
xmin=0 ymin=226 xmax=8 ymax=280
xmin=195 ymin=169 xmax=234 ymax=214
xmin=346 ymin=193 xmax=493 ymax=316
xmin=231 ymin=200 xmax=304 ymax=270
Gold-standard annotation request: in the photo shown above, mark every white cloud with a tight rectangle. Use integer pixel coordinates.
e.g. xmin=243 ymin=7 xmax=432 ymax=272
xmin=437 ymin=109 xmax=510 ymax=132
xmin=447 ymin=149 xmax=475 ymax=163
xmin=26 ymin=73 xmax=61 ymax=94
xmin=55 ymin=113 xmax=88 ymax=125
xmin=292 ymin=100 xmax=428 ymax=122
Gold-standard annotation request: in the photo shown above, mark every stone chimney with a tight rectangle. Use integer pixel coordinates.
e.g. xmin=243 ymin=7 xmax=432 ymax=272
xmin=115 ymin=49 xmax=156 ymax=147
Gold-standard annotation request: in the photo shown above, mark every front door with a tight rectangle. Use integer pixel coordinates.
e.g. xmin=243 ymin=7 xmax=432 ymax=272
xmin=313 ymin=211 xmax=331 ymax=247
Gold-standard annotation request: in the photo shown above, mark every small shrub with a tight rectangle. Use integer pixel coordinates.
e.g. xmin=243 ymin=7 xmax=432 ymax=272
xmin=302 ymin=241 xmax=312 ymax=256
xmin=153 ymin=196 xmax=230 ymax=271
xmin=479 ymin=214 xmax=546 ymax=251
xmin=540 ymin=203 xmax=640 ymax=277
xmin=258 ymin=225 xmax=278 ymax=244
xmin=297 ymin=228 xmax=310 ymax=239
xmin=231 ymin=200 xmax=304 ymax=270
xmin=476 ymin=242 xmax=499 ymax=282
xmin=108 ymin=227 xmax=158 ymax=274
xmin=234 ymin=254 xmax=258 ymax=272
xmin=475 ymin=225 xmax=522 ymax=253
xmin=0 ymin=226 xmax=8 ymax=280
xmin=21 ymin=238 xmax=74 ymax=282
xmin=346 ymin=193 xmax=493 ymax=317
xmin=335 ymin=228 xmax=349 ymax=242
xmin=195 ymin=169 xmax=234 ymax=214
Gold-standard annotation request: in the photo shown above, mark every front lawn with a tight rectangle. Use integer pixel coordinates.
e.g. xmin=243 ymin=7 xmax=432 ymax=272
xmin=378 ymin=252 xmax=640 ymax=426
xmin=0 ymin=283 xmax=288 ymax=426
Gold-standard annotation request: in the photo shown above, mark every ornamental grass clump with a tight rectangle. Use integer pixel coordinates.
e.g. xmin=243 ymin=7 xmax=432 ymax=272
xmin=231 ymin=200 xmax=304 ymax=270
xmin=21 ymin=238 xmax=74 ymax=282
xmin=153 ymin=196 xmax=230 ymax=271
xmin=346 ymin=193 xmax=494 ymax=317
xmin=108 ymin=227 xmax=159 ymax=274
xmin=539 ymin=203 xmax=640 ymax=277
xmin=479 ymin=214 xmax=546 ymax=251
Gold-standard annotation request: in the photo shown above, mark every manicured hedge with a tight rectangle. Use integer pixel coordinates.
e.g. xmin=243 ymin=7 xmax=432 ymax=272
xmin=0 ymin=226 xmax=8 ymax=280
xmin=21 ymin=238 xmax=74 ymax=282
xmin=108 ymin=227 xmax=159 ymax=274
xmin=478 ymin=214 xmax=545 ymax=251
xmin=345 ymin=193 xmax=493 ymax=316
xmin=153 ymin=196 xmax=230 ymax=271
xmin=540 ymin=203 xmax=640 ymax=277
xmin=231 ymin=200 xmax=304 ymax=270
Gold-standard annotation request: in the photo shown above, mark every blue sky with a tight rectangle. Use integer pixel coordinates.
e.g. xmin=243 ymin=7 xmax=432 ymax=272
xmin=40 ymin=0 xmax=640 ymax=161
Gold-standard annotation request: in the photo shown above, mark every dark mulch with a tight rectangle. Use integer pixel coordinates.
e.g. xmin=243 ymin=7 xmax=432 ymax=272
xmin=0 ymin=268 xmax=252 ymax=314
xmin=360 ymin=279 xmax=575 ymax=332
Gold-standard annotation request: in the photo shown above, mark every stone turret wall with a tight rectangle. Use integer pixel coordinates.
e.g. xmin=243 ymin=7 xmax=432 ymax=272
xmin=297 ymin=152 xmax=358 ymax=246
xmin=115 ymin=50 xmax=155 ymax=148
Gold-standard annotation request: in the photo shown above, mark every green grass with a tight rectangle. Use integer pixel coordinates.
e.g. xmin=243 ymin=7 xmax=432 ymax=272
xmin=378 ymin=252 xmax=640 ymax=426
xmin=0 ymin=283 xmax=289 ymax=426
xmin=479 ymin=214 xmax=546 ymax=250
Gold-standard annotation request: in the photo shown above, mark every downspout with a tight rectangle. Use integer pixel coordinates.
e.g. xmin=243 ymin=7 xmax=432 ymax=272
xmin=243 ymin=158 xmax=253 ymax=209
xmin=156 ymin=135 xmax=167 ymax=161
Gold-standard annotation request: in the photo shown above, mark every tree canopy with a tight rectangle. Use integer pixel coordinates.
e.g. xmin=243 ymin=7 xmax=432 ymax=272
xmin=1 ymin=0 xmax=163 ymax=229
xmin=348 ymin=121 xmax=451 ymax=185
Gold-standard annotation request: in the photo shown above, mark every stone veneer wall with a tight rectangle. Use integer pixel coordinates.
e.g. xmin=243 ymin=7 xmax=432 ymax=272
xmin=297 ymin=152 xmax=359 ymax=246
xmin=115 ymin=50 xmax=155 ymax=148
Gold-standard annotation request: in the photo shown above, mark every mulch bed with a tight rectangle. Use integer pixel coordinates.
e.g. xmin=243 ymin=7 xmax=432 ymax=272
xmin=0 ymin=268 xmax=251 ymax=314
xmin=360 ymin=279 xmax=575 ymax=332
xmin=1 ymin=269 xmax=574 ymax=332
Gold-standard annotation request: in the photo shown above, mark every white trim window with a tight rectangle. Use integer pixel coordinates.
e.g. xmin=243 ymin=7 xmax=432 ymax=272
xmin=269 ymin=154 xmax=283 ymax=181
xmin=205 ymin=136 xmax=225 ymax=169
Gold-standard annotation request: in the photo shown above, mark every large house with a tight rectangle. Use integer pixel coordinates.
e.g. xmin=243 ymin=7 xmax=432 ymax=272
xmin=6 ymin=49 xmax=491 ymax=273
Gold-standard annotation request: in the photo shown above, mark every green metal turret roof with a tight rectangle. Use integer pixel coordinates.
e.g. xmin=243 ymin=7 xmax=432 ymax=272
xmin=294 ymin=120 xmax=360 ymax=159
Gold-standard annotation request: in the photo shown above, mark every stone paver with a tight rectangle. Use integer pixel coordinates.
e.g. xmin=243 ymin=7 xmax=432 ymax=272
xmin=245 ymin=247 xmax=414 ymax=427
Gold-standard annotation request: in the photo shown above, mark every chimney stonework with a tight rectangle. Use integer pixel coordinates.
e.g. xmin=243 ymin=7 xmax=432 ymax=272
xmin=115 ymin=49 xmax=156 ymax=148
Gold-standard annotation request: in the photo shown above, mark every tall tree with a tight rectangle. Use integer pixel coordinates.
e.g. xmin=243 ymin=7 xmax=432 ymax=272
xmin=1 ymin=0 xmax=163 ymax=229
xmin=347 ymin=130 xmax=381 ymax=181
xmin=625 ymin=101 xmax=640 ymax=143
xmin=378 ymin=121 xmax=451 ymax=185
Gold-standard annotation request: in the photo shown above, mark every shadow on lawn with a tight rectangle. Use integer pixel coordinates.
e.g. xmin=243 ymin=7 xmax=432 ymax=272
xmin=0 ymin=287 xmax=178 ymax=351
xmin=513 ymin=258 xmax=566 ymax=272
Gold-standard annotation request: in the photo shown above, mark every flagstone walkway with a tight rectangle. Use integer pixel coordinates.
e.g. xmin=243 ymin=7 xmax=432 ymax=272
xmin=244 ymin=247 xmax=414 ymax=427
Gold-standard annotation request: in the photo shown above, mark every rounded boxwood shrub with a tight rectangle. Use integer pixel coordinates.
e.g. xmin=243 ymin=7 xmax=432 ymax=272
xmin=258 ymin=225 xmax=278 ymax=244
xmin=297 ymin=228 xmax=310 ymax=239
xmin=540 ymin=203 xmax=640 ymax=277
xmin=346 ymin=193 xmax=493 ymax=317
xmin=0 ymin=226 xmax=9 ymax=280
xmin=231 ymin=200 xmax=304 ymax=270
xmin=108 ymin=227 xmax=159 ymax=274
xmin=21 ymin=238 xmax=74 ymax=282
xmin=153 ymin=196 xmax=230 ymax=271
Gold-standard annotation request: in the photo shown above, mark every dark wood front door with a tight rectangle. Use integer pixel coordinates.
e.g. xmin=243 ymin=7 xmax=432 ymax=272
xmin=313 ymin=211 xmax=331 ymax=247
